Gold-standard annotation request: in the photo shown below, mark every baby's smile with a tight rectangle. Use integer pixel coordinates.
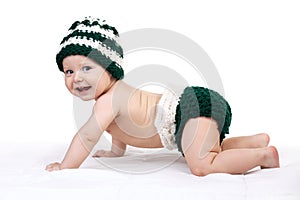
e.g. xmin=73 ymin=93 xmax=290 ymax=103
xmin=75 ymin=86 xmax=92 ymax=93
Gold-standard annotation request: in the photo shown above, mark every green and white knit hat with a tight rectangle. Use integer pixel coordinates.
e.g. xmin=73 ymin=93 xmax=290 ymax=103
xmin=56 ymin=16 xmax=124 ymax=80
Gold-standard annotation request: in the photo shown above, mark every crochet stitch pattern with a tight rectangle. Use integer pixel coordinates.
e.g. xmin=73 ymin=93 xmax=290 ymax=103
xmin=174 ymin=86 xmax=232 ymax=154
xmin=56 ymin=16 xmax=124 ymax=80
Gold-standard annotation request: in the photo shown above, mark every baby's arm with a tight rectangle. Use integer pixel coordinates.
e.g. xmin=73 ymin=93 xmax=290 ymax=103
xmin=93 ymin=138 xmax=126 ymax=157
xmin=46 ymin=95 xmax=115 ymax=171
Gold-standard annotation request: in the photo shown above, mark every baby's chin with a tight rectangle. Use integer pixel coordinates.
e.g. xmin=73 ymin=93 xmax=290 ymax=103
xmin=79 ymin=96 xmax=94 ymax=101
xmin=72 ymin=92 xmax=95 ymax=101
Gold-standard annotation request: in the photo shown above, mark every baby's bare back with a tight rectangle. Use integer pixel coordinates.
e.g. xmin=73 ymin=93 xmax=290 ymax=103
xmin=105 ymin=81 xmax=163 ymax=148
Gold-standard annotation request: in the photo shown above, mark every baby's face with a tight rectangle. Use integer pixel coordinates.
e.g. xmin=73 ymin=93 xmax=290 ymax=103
xmin=62 ymin=55 xmax=112 ymax=100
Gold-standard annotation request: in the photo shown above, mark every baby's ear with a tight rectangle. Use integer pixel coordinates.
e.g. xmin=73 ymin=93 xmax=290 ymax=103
xmin=108 ymin=71 xmax=117 ymax=82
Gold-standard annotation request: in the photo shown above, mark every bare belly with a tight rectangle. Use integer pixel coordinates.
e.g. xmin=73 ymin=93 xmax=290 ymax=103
xmin=106 ymin=122 xmax=163 ymax=148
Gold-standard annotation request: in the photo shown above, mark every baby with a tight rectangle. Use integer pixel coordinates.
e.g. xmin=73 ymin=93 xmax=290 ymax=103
xmin=46 ymin=17 xmax=280 ymax=176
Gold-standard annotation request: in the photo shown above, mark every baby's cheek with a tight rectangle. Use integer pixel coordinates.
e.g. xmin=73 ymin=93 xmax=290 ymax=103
xmin=64 ymin=80 xmax=71 ymax=89
xmin=64 ymin=82 xmax=74 ymax=94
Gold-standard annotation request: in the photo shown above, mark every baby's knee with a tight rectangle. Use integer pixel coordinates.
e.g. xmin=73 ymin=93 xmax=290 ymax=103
xmin=187 ymin=155 xmax=216 ymax=176
xmin=189 ymin=165 xmax=211 ymax=176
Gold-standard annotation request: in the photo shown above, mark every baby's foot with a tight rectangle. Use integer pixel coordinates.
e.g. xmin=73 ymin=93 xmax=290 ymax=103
xmin=93 ymin=150 xmax=121 ymax=158
xmin=261 ymin=146 xmax=280 ymax=169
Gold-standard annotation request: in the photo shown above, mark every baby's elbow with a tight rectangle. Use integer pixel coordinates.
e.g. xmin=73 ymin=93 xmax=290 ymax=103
xmin=79 ymin=132 xmax=100 ymax=145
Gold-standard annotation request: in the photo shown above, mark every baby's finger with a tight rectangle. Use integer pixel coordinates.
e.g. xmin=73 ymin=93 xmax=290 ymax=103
xmin=93 ymin=150 xmax=105 ymax=157
xmin=45 ymin=164 xmax=53 ymax=171
xmin=45 ymin=162 xmax=61 ymax=171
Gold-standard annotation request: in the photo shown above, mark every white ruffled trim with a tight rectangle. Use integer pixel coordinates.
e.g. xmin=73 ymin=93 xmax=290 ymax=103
xmin=154 ymin=90 xmax=179 ymax=150
xmin=58 ymin=36 xmax=123 ymax=67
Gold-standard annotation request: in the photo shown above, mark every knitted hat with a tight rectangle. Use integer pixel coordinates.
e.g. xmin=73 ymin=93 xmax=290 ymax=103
xmin=56 ymin=16 xmax=124 ymax=80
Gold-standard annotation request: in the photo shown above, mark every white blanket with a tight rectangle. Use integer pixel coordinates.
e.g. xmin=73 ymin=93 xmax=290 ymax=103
xmin=0 ymin=143 xmax=299 ymax=200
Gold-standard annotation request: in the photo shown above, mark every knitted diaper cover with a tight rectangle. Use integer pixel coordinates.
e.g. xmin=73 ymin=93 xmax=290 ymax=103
xmin=174 ymin=86 xmax=232 ymax=155
xmin=154 ymin=86 xmax=232 ymax=155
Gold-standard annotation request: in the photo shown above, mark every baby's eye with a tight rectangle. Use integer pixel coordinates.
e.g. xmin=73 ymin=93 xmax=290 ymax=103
xmin=65 ymin=69 xmax=73 ymax=76
xmin=82 ymin=66 xmax=92 ymax=72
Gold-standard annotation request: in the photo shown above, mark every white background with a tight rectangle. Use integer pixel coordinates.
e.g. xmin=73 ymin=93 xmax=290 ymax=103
xmin=0 ymin=0 xmax=299 ymax=149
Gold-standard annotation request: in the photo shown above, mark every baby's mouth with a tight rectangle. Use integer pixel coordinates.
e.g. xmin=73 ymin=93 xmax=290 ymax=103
xmin=75 ymin=86 xmax=92 ymax=92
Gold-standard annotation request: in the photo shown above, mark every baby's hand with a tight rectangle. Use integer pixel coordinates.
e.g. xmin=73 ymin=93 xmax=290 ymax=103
xmin=93 ymin=150 xmax=123 ymax=158
xmin=45 ymin=162 xmax=62 ymax=171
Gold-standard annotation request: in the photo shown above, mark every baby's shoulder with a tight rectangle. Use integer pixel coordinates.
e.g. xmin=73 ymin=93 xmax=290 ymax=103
xmin=94 ymin=92 xmax=115 ymax=112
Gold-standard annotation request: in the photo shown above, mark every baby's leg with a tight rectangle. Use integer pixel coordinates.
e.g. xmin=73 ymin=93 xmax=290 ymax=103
xmin=182 ymin=117 xmax=279 ymax=176
xmin=221 ymin=133 xmax=270 ymax=151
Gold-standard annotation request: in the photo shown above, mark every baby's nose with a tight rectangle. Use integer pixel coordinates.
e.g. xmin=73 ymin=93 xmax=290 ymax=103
xmin=74 ymin=71 xmax=83 ymax=82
